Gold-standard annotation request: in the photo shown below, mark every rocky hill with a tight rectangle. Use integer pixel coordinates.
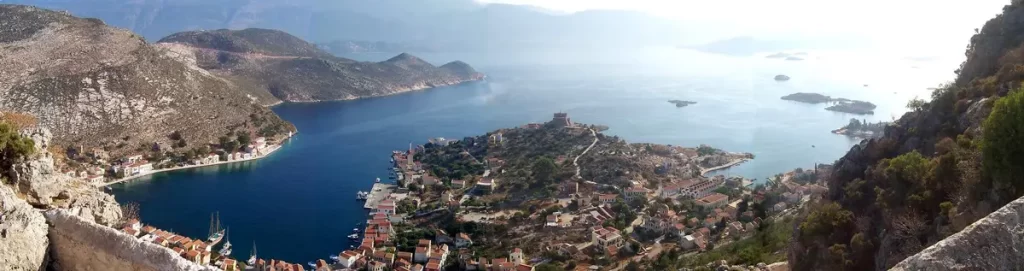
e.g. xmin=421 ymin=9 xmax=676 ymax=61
xmin=156 ymin=28 xmax=485 ymax=103
xmin=788 ymin=2 xmax=1024 ymax=270
xmin=0 ymin=5 xmax=294 ymax=158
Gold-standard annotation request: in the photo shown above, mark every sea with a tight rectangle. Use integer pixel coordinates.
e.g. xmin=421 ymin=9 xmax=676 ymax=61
xmin=109 ymin=47 xmax=956 ymax=264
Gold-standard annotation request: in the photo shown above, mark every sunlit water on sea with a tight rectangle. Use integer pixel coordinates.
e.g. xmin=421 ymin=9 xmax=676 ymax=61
xmin=109 ymin=47 xmax=955 ymax=263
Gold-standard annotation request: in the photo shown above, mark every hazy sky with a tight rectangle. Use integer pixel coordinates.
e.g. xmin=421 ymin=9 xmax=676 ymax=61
xmin=478 ymin=0 xmax=1009 ymax=57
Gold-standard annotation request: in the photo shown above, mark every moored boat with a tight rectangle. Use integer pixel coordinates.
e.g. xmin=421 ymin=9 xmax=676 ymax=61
xmin=247 ymin=241 xmax=258 ymax=265
xmin=218 ymin=228 xmax=232 ymax=256
xmin=207 ymin=212 xmax=225 ymax=246
xmin=347 ymin=234 xmax=359 ymax=239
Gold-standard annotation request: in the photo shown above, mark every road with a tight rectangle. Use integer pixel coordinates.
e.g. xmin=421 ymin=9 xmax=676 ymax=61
xmin=699 ymin=158 xmax=750 ymax=176
xmin=573 ymin=128 xmax=598 ymax=178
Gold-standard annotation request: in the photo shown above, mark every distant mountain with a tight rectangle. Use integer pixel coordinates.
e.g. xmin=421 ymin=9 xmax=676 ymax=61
xmin=0 ymin=5 xmax=293 ymax=156
xmin=157 ymin=28 xmax=485 ymax=102
xmin=686 ymin=35 xmax=876 ymax=56
xmin=10 ymin=0 xmax=689 ymax=52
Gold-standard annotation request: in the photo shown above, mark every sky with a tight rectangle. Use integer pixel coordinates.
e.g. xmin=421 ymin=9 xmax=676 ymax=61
xmin=477 ymin=0 xmax=1009 ymax=57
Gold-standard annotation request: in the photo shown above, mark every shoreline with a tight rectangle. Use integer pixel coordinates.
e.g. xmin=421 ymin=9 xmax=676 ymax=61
xmin=700 ymin=158 xmax=751 ymax=176
xmin=96 ymin=136 xmax=294 ymax=187
xmin=268 ymin=78 xmax=486 ymax=107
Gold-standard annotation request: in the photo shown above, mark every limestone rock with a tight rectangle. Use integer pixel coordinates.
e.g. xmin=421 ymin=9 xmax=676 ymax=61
xmin=0 ymin=185 xmax=48 ymax=271
xmin=891 ymin=196 xmax=1024 ymax=271
xmin=45 ymin=210 xmax=218 ymax=271
xmin=8 ymin=127 xmax=121 ymax=226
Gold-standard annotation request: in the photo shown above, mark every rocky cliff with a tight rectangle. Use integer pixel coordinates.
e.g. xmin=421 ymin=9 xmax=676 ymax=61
xmin=788 ymin=1 xmax=1024 ymax=270
xmin=8 ymin=127 xmax=122 ymax=226
xmin=157 ymin=29 xmax=485 ymax=103
xmin=891 ymin=195 xmax=1024 ymax=271
xmin=0 ymin=184 xmax=48 ymax=271
xmin=0 ymin=5 xmax=294 ymax=158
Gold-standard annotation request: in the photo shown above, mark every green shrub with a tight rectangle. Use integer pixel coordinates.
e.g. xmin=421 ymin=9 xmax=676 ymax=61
xmin=982 ymin=88 xmax=1024 ymax=195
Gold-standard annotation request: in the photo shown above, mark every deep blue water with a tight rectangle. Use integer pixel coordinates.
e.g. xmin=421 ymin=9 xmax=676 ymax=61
xmin=109 ymin=48 xmax=951 ymax=264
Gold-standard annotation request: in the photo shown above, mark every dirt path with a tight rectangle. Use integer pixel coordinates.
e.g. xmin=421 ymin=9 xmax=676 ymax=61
xmin=573 ymin=128 xmax=598 ymax=179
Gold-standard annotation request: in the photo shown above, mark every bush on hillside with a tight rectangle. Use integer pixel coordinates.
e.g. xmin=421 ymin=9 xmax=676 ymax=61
xmin=982 ymin=88 xmax=1024 ymax=195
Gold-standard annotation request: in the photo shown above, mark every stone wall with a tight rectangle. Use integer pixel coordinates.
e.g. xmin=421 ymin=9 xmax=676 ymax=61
xmin=44 ymin=210 xmax=218 ymax=271
xmin=891 ymin=196 xmax=1024 ymax=271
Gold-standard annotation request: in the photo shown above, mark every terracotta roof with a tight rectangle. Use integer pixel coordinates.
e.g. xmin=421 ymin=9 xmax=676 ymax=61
xmin=516 ymin=264 xmax=535 ymax=271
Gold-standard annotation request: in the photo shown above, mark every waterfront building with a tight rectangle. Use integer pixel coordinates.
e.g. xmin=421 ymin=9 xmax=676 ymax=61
xmin=696 ymin=192 xmax=729 ymax=209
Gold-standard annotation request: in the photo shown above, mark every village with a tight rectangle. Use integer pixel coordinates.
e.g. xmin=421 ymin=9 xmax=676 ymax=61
xmin=98 ymin=113 xmax=826 ymax=271
xmin=56 ymin=131 xmax=293 ymax=187
xmin=314 ymin=113 xmax=828 ymax=271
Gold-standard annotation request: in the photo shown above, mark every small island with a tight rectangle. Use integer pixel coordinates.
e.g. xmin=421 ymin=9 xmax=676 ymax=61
xmin=781 ymin=92 xmax=877 ymax=115
xmin=785 ymin=56 xmax=804 ymax=61
xmin=668 ymin=100 xmax=698 ymax=108
xmin=832 ymin=118 xmax=888 ymax=139
xmin=774 ymin=75 xmax=791 ymax=81
xmin=766 ymin=52 xmax=790 ymax=59
xmin=826 ymin=100 xmax=876 ymax=115
xmin=781 ymin=92 xmax=830 ymax=103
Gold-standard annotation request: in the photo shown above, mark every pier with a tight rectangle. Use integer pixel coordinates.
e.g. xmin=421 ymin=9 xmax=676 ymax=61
xmin=363 ymin=183 xmax=396 ymax=209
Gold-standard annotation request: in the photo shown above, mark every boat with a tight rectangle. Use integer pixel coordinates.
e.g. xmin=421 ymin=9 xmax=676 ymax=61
xmin=330 ymin=255 xmax=339 ymax=261
xmin=347 ymin=234 xmax=359 ymax=239
xmin=375 ymin=177 xmax=381 ymax=183
xmin=247 ymin=241 xmax=258 ymax=265
xmin=207 ymin=212 xmax=225 ymax=246
xmin=353 ymin=228 xmax=360 ymax=233
xmin=307 ymin=261 xmax=317 ymax=268
xmin=218 ymin=227 xmax=232 ymax=256
xmin=356 ymin=191 xmax=368 ymax=200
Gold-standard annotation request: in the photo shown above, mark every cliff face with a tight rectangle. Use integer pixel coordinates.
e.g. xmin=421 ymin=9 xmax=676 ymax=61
xmin=0 ymin=184 xmax=48 ymax=271
xmin=891 ymin=195 xmax=1024 ymax=271
xmin=787 ymin=2 xmax=1024 ymax=270
xmin=157 ymin=29 xmax=485 ymax=103
xmin=0 ymin=5 xmax=294 ymax=158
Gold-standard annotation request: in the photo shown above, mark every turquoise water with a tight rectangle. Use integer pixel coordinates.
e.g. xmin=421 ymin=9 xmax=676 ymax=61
xmin=109 ymin=49 xmax=951 ymax=263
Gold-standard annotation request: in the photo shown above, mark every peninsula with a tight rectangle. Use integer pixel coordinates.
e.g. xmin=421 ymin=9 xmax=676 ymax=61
xmin=781 ymin=92 xmax=877 ymax=115
xmin=304 ymin=112 xmax=813 ymax=271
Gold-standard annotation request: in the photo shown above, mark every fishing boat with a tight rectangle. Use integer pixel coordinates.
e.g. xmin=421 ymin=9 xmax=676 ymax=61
xmin=375 ymin=177 xmax=381 ymax=183
xmin=347 ymin=234 xmax=359 ymax=239
xmin=247 ymin=242 xmax=258 ymax=265
xmin=218 ymin=227 xmax=232 ymax=256
xmin=207 ymin=212 xmax=225 ymax=246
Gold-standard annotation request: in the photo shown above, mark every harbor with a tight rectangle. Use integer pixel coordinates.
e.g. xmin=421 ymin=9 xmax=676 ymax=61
xmin=363 ymin=183 xmax=397 ymax=209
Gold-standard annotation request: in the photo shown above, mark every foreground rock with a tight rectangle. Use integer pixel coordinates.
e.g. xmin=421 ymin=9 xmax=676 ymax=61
xmin=0 ymin=185 xmax=48 ymax=271
xmin=892 ymin=195 xmax=1024 ymax=271
xmin=8 ymin=127 xmax=121 ymax=226
xmin=45 ymin=210 xmax=218 ymax=271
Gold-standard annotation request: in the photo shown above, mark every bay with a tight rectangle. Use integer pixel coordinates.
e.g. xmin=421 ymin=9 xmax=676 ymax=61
xmin=109 ymin=47 xmax=951 ymax=263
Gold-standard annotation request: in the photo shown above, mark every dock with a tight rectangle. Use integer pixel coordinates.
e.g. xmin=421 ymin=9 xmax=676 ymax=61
xmin=364 ymin=183 xmax=397 ymax=209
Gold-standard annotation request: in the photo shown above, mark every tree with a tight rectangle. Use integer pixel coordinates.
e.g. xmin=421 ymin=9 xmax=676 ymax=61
xmin=983 ymin=88 xmax=1024 ymax=195
xmin=0 ymin=122 xmax=35 ymax=175
xmin=907 ymin=97 xmax=927 ymax=112
xmin=237 ymin=133 xmax=252 ymax=146
xmin=624 ymin=261 xmax=642 ymax=271
xmin=532 ymin=157 xmax=557 ymax=183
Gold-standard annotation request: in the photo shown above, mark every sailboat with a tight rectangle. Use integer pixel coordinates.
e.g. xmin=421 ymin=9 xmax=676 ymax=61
xmin=247 ymin=241 xmax=258 ymax=265
xmin=218 ymin=227 xmax=232 ymax=256
xmin=207 ymin=212 xmax=225 ymax=245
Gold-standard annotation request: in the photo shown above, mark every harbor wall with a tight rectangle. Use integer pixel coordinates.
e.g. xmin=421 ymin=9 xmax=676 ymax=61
xmin=44 ymin=210 xmax=219 ymax=271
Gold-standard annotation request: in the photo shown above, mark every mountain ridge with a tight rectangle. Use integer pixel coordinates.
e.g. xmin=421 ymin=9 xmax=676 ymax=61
xmin=0 ymin=4 xmax=294 ymax=158
xmin=157 ymin=28 xmax=485 ymax=103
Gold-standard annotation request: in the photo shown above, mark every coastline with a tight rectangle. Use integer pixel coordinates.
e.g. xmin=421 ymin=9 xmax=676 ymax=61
xmin=267 ymin=78 xmax=486 ymax=106
xmin=700 ymin=158 xmax=751 ymax=176
xmin=96 ymin=135 xmax=294 ymax=187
